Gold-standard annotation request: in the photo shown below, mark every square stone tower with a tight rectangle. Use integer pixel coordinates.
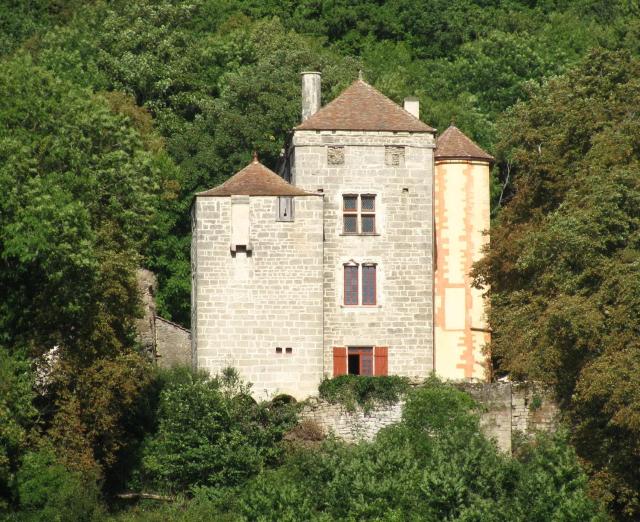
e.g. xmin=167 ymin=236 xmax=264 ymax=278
xmin=284 ymin=73 xmax=436 ymax=380
xmin=191 ymin=155 xmax=324 ymax=399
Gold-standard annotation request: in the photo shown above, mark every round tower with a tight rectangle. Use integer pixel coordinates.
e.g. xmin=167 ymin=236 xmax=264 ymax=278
xmin=434 ymin=125 xmax=493 ymax=381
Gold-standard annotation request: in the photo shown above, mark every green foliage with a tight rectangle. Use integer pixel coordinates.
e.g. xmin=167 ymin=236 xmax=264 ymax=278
xmin=203 ymin=379 xmax=605 ymax=521
xmin=0 ymin=351 xmax=38 ymax=511
xmin=15 ymin=0 xmax=638 ymax=329
xmin=12 ymin=448 xmax=102 ymax=522
xmin=475 ymin=48 xmax=640 ymax=519
xmin=318 ymin=375 xmax=411 ymax=411
xmin=133 ymin=368 xmax=297 ymax=493
xmin=0 ymin=55 xmax=170 ymax=358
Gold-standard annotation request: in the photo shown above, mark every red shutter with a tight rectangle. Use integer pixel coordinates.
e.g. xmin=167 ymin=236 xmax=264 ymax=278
xmin=374 ymin=347 xmax=388 ymax=376
xmin=333 ymin=347 xmax=347 ymax=376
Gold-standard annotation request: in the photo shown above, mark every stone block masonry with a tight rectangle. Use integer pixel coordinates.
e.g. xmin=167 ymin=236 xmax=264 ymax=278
xmin=192 ymin=195 xmax=324 ymax=400
xmin=290 ymin=130 xmax=436 ymax=379
xmin=300 ymin=382 xmax=559 ymax=452
xmin=155 ymin=317 xmax=192 ymax=369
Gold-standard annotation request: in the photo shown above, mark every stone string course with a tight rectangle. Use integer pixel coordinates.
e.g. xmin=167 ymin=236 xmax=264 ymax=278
xmin=300 ymin=381 xmax=559 ymax=453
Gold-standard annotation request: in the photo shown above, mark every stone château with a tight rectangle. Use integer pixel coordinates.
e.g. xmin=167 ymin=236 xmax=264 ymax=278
xmin=191 ymin=73 xmax=493 ymax=399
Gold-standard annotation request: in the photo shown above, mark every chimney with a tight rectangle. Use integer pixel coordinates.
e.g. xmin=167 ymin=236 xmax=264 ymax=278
xmin=301 ymin=71 xmax=321 ymax=122
xmin=404 ymin=97 xmax=419 ymax=119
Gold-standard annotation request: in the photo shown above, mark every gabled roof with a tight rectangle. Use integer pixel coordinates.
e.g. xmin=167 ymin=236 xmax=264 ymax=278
xmin=296 ymin=79 xmax=435 ymax=133
xmin=197 ymin=154 xmax=316 ymax=197
xmin=435 ymin=125 xmax=494 ymax=163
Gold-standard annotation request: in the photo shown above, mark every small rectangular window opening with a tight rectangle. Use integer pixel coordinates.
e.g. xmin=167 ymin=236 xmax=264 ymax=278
xmin=276 ymin=347 xmax=283 ymax=354
xmin=285 ymin=347 xmax=293 ymax=354
xmin=277 ymin=196 xmax=294 ymax=221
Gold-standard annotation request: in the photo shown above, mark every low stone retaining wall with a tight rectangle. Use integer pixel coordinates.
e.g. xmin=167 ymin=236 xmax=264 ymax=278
xmin=299 ymin=381 xmax=559 ymax=453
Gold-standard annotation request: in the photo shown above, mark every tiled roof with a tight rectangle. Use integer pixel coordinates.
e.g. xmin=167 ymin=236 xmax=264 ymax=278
xmin=435 ymin=125 xmax=494 ymax=162
xmin=197 ymin=154 xmax=316 ymax=197
xmin=296 ymin=79 xmax=435 ymax=132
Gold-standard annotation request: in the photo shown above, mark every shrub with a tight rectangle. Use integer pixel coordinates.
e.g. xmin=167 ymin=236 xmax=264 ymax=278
xmin=210 ymin=379 xmax=606 ymax=521
xmin=318 ymin=375 xmax=411 ymax=411
xmin=13 ymin=448 xmax=102 ymax=521
xmin=132 ymin=368 xmax=297 ymax=493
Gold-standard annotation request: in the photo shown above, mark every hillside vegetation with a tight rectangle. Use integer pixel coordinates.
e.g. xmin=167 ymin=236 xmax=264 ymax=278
xmin=1 ymin=0 xmax=640 ymax=519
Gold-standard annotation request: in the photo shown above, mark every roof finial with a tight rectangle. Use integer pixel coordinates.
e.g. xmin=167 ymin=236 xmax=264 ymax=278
xmin=358 ymin=69 xmax=364 ymax=81
xmin=252 ymin=151 xmax=259 ymax=163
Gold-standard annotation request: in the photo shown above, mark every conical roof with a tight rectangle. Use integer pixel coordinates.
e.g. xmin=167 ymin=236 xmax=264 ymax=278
xmin=435 ymin=125 xmax=494 ymax=163
xmin=197 ymin=154 xmax=316 ymax=197
xmin=296 ymin=79 xmax=435 ymax=133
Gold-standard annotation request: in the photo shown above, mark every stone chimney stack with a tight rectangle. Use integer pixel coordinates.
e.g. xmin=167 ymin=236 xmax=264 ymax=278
xmin=301 ymin=72 xmax=321 ymax=122
xmin=404 ymin=97 xmax=419 ymax=119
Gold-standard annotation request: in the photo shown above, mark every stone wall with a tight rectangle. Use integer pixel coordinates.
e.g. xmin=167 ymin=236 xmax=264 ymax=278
xmin=135 ymin=269 xmax=158 ymax=360
xmin=290 ymin=130 xmax=436 ymax=379
xmin=299 ymin=381 xmax=559 ymax=452
xmin=156 ymin=317 xmax=192 ymax=369
xmin=192 ymin=194 xmax=325 ymax=400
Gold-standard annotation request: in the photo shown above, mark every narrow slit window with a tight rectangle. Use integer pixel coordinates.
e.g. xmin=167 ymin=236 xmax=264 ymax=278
xmin=277 ymin=196 xmax=294 ymax=221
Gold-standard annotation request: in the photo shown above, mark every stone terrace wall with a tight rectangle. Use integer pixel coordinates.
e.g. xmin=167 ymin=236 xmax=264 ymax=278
xmin=300 ymin=381 xmax=559 ymax=452
xmin=301 ymin=398 xmax=404 ymax=442
xmin=156 ymin=317 xmax=192 ymax=369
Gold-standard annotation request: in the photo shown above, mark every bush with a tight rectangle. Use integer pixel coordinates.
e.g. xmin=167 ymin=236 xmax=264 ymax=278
xmin=13 ymin=448 xmax=102 ymax=521
xmin=318 ymin=375 xmax=411 ymax=411
xmin=132 ymin=368 xmax=297 ymax=493
xmin=209 ymin=379 xmax=606 ymax=521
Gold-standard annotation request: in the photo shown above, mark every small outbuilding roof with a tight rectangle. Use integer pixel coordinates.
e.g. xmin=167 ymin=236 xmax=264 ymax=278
xmin=435 ymin=125 xmax=494 ymax=163
xmin=295 ymin=78 xmax=435 ymax=133
xmin=196 ymin=154 xmax=317 ymax=197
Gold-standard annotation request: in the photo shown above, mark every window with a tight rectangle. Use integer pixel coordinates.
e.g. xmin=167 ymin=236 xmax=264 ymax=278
xmin=333 ymin=346 xmax=388 ymax=376
xmin=277 ymin=196 xmax=294 ymax=221
xmin=344 ymin=264 xmax=359 ymax=305
xmin=362 ymin=264 xmax=376 ymax=305
xmin=348 ymin=347 xmax=373 ymax=375
xmin=343 ymin=263 xmax=377 ymax=306
xmin=343 ymin=194 xmax=376 ymax=234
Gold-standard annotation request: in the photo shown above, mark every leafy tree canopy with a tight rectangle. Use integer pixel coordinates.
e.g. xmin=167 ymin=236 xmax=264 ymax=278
xmin=475 ymin=48 xmax=640 ymax=520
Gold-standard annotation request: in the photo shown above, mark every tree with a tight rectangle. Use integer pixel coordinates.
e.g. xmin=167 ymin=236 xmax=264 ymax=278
xmin=0 ymin=350 xmax=37 ymax=512
xmin=474 ymin=49 xmax=640 ymax=519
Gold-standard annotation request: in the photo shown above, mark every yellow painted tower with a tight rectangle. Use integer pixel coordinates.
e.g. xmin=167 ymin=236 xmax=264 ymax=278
xmin=434 ymin=125 xmax=493 ymax=381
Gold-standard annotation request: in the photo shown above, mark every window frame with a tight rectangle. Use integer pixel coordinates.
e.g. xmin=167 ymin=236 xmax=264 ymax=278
xmin=276 ymin=196 xmax=294 ymax=222
xmin=342 ymin=194 xmax=377 ymax=235
xmin=361 ymin=263 xmax=377 ymax=306
xmin=342 ymin=262 xmax=377 ymax=307
xmin=343 ymin=262 xmax=359 ymax=306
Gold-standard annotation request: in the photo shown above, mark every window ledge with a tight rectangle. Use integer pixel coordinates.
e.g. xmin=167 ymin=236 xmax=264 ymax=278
xmin=340 ymin=305 xmax=382 ymax=309
xmin=339 ymin=233 xmax=381 ymax=237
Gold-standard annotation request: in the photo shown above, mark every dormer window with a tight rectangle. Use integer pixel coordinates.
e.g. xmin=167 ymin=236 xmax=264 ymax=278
xmin=343 ymin=194 xmax=376 ymax=235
